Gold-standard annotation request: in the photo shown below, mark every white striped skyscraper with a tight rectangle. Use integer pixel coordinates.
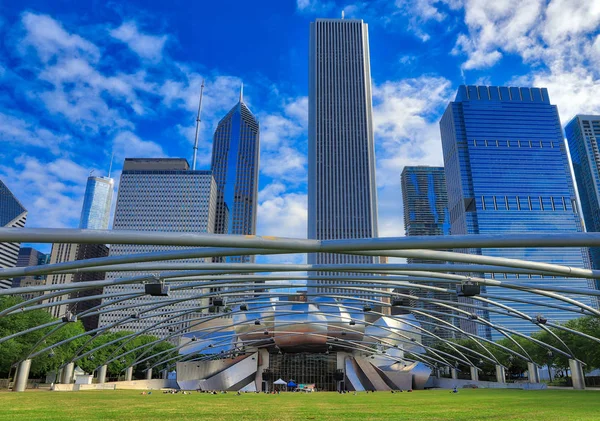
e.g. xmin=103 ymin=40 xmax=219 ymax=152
xmin=97 ymin=159 xmax=217 ymax=338
xmin=307 ymin=19 xmax=379 ymax=299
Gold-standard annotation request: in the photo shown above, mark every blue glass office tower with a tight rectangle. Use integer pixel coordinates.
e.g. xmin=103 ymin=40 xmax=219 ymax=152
xmin=0 ymin=180 xmax=27 ymax=289
xmin=565 ymin=116 xmax=600 ymax=285
xmin=211 ymin=90 xmax=260 ymax=263
xmin=79 ymin=176 xmax=114 ymax=230
xmin=440 ymin=85 xmax=596 ymax=340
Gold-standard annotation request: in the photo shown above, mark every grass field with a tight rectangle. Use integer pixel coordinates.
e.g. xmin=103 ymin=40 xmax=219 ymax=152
xmin=0 ymin=389 xmax=599 ymax=421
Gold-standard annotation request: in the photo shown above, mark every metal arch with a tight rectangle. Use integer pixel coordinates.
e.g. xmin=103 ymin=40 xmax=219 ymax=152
xmin=3 ymin=228 xmax=600 ymax=379
xmin=2 ymin=278 xmax=580 ymax=362
xmin=6 ymin=278 xmax=589 ymax=368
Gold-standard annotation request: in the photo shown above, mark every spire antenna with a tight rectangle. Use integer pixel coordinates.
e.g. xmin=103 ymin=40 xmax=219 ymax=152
xmin=108 ymin=151 xmax=114 ymax=178
xmin=341 ymin=10 xmax=345 ymax=19
xmin=192 ymin=79 xmax=205 ymax=171
xmin=239 ymin=82 xmax=244 ymax=103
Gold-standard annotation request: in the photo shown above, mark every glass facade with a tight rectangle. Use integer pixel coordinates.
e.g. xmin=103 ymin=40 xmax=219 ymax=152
xmin=268 ymin=352 xmax=338 ymax=391
xmin=401 ymin=167 xmax=455 ymax=341
xmin=0 ymin=179 xmax=27 ymax=289
xmin=79 ymin=176 xmax=114 ymax=230
xmin=440 ymin=85 xmax=597 ymax=340
xmin=566 ymin=116 xmax=600 ymax=292
xmin=211 ymin=95 xmax=259 ymax=263
xmin=97 ymin=158 xmax=218 ymax=338
xmin=307 ymin=19 xmax=379 ymax=299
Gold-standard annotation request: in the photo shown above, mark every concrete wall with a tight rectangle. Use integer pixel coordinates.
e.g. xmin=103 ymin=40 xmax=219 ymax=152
xmin=52 ymin=379 xmax=177 ymax=391
xmin=433 ymin=377 xmax=547 ymax=390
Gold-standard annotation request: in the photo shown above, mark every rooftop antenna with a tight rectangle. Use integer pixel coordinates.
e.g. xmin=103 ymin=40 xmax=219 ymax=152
xmin=108 ymin=151 xmax=114 ymax=178
xmin=192 ymin=79 xmax=205 ymax=170
xmin=341 ymin=10 xmax=345 ymax=19
xmin=239 ymin=82 xmax=244 ymax=103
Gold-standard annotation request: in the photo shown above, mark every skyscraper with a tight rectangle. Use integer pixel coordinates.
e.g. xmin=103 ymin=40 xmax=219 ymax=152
xmin=440 ymin=85 xmax=597 ymax=339
xmin=44 ymin=243 xmax=109 ymax=330
xmin=401 ymin=167 xmax=450 ymax=238
xmin=307 ymin=18 xmax=379 ymax=299
xmin=565 ymin=116 xmax=600 ymax=278
xmin=13 ymin=247 xmax=47 ymax=298
xmin=79 ymin=175 xmax=114 ymax=230
xmin=97 ymin=158 xmax=217 ymax=338
xmin=401 ymin=167 xmax=455 ymax=341
xmin=211 ymin=88 xmax=260 ymax=262
xmin=0 ymin=179 xmax=27 ymax=289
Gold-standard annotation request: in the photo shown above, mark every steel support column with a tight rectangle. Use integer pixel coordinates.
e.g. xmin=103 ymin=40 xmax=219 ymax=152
xmin=495 ymin=365 xmax=505 ymax=383
xmin=98 ymin=365 xmax=107 ymax=384
xmin=470 ymin=366 xmax=479 ymax=382
xmin=62 ymin=362 xmax=75 ymax=384
xmin=14 ymin=359 xmax=31 ymax=392
xmin=569 ymin=359 xmax=585 ymax=390
xmin=527 ymin=362 xmax=539 ymax=383
xmin=146 ymin=368 xmax=152 ymax=380
xmin=125 ymin=366 xmax=133 ymax=382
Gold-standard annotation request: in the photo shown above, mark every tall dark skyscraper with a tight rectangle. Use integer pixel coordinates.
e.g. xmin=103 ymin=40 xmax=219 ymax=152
xmin=0 ymin=179 xmax=27 ymax=289
xmin=401 ymin=167 xmax=455 ymax=341
xmin=440 ymin=85 xmax=597 ymax=340
xmin=565 ymin=116 xmax=600 ymax=285
xmin=211 ymin=89 xmax=260 ymax=263
xmin=12 ymin=247 xmax=47 ymax=297
xmin=307 ymin=18 xmax=379 ymax=299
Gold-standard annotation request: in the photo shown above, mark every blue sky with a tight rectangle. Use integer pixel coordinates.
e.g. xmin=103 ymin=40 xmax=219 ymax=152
xmin=1 ymin=0 xmax=600 ymax=261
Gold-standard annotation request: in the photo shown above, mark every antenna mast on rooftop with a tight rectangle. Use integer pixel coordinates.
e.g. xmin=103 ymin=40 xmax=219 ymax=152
xmin=192 ymin=79 xmax=205 ymax=170
xmin=108 ymin=151 xmax=114 ymax=178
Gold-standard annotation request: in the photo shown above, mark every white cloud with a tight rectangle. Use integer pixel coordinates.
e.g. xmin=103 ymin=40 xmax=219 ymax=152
xmin=110 ymin=21 xmax=168 ymax=62
xmin=371 ymin=76 xmax=454 ymax=236
xmin=257 ymin=186 xmax=307 ymax=239
xmin=0 ymin=112 xmax=70 ymax=153
xmin=20 ymin=12 xmax=100 ymax=63
xmin=0 ymin=156 xmax=92 ymax=228
xmin=297 ymin=0 xmax=336 ymax=14
xmin=372 ymin=76 xmax=453 ymax=187
xmin=112 ymin=131 xmax=165 ymax=159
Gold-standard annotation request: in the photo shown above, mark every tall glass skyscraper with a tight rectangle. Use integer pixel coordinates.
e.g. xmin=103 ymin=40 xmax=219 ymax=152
xmin=565 ymin=116 xmax=600 ymax=281
xmin=440 ymin=85 xmax=597 ymax=340
xmin=307 ymin=19 xmax=379 ymax=299
xmin=401 ymin=167 xmax=455 ymax=341
xmin=401 ymin=167 xmax=450 ymax=238
xmin=0 ymin=179 xmax=27 ymax=289
xmin=97 ymin=159 xmax=217 ymax=338
xmin=211 ymin=90 xmax=260 ymax=263
xmin=79 ymin=175 xmax=114 ymax=230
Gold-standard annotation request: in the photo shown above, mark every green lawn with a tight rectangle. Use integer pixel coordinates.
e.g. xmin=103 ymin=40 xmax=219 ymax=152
xmin=0 ymin=389 xmax=598 ymax=421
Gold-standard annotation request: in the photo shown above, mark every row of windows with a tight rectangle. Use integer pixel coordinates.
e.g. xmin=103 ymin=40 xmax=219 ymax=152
xmin=471 ymin=139 xmax=557 ymax=148
xmin=479 ymin=195 xmax=574 ymax=212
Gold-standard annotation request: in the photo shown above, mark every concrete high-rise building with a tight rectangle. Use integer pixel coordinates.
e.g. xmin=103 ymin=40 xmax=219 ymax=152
xmin=440 ymin=85 xmax=597 ymax=340
xmin=79 ymin=175 xmax=114 ymax=230
xmin=44 ymin=243 xmax=109 ymax=330
xmin=0 ymin=180 xmax=27 ymax=289
xmin=13 ymin=247 xmax=48 ymax=299
xmin=307 ymin=18 xmax=379 ymax=299
xmin=565 ymin=116 xmax=600 ymax=281
xmin=97 ymin=158 xmax=217 ymax=338
xmin=401 ymin=167 xmax=456 ymax=341
xmin=211 ymin=89 xmax=260 ymax=262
